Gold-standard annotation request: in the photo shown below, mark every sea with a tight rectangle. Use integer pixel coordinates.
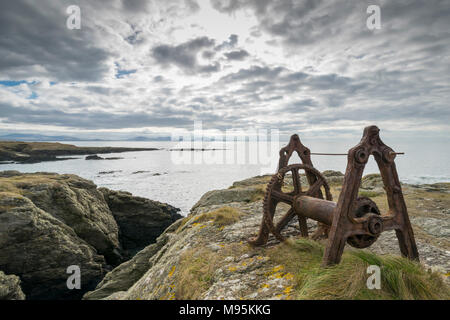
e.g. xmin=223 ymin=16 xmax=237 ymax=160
xmin=1 ymin=138 xmax=448 ymax=215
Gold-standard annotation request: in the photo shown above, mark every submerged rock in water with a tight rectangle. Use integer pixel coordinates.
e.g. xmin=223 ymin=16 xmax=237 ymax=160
xmin=85 ymin=155 xmax=104 ymax=160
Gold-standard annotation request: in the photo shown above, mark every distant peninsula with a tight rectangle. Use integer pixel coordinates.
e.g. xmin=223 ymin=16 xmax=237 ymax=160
xmin=0 ymin=141 xmax=159 ymax=164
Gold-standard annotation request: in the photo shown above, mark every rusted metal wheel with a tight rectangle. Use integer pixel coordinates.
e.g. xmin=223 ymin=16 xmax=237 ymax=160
xmin=263 ymin=164 xmax=332 ymax=242
xmin=346 ymin=197 xmax=382 ymax=248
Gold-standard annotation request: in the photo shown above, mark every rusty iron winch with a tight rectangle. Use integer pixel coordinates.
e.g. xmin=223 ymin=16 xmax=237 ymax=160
xmin=249 ymin=125 xmax=419 ymax=267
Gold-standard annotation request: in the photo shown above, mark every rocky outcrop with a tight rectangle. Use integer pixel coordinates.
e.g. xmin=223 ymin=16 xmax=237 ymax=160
xmin=191 ymin=185 xmax=265 ymax=213
xmin=0 ymin=193 xmax=106 ymax=300
xmin=85 ymin=155 xmax=123 ymax=160
xmin=14 ymin=173 xmax=122 ymax=265
xmin=83 ymin=231 xmax=172 ymax=300
xmin=0 ymin=141 xmax=158 ymax=163
xmin=85 ymin=155 xmax=104 ymax=160
xmin=0 ymin=171 xmax=181 ymax=300
xmin=100 ymin=189 xmax=182 ymax=258
xmin=89 ymin=173 xmax=449 ymax=300
xmin=0 ymin=271 xmax=26 ymax=300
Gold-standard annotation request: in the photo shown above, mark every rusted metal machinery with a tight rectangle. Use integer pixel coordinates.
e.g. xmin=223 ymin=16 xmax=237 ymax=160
xmin=249 ymin=125 xmax=419 ymax=266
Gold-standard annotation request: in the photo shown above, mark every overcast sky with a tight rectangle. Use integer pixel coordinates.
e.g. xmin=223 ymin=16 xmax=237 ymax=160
xmin=0 ymin=0 xmax=449 ymax=139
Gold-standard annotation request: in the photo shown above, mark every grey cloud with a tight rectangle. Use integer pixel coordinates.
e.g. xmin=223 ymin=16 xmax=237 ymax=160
xmin=220 ymin=65 xmax=286 ymax=82
xmin=0 ymin=103 xmax=192 ymax=129
xmin=152 ymin=37 xmax=221 ymax=74
xmin=215 ymin=34 xmax=239 ymax=51
xmin=0 ymin=0 xmax=111 ymax=82
xmin=224 ymin=49 xmax=250 ymax=61
xmin=184 ymin=0 xmax=201 ymax=12
xmin=121 ymin=0 xmax=151 ymax=12
xmin=202 ymin=50 xmax=216 ymax=59
xmin=0 ymin=0 xmax=203 ymax=82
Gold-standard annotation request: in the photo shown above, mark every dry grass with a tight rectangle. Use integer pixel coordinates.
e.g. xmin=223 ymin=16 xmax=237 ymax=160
xmin=249 ymin=184 xmax=267 ymax=202
xmin=175 ymin=243 xmax=249 ymax=299
xmin=358 ymin=190 xmax=383 ymax=198
xmin=266 ymin=238 xmax=450 ymax=300
xmin=195 ymin=206 xmax=244 ymax=227
xmin=174 ymin=247 xmax=220 ymax=299
xmin=0 ymin=174 xmax=61 ymax=195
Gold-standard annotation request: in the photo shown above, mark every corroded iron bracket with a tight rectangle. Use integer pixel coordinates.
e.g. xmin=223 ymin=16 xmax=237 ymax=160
xmin=322 ymin=125 xmax=419 ymax=266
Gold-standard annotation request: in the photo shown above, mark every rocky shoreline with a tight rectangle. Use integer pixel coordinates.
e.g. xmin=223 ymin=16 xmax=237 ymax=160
xmin=0 ymin=141 xmax=158 ymax=164
xmin=1 ymin=170 xmax=449 ymax=300
xmin=0 ymin=171 xmax=181 ymax=299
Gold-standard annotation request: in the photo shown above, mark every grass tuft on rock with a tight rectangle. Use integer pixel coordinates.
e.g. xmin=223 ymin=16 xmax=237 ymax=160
xmin=195 ymin=206 xmax=243 ymax=227
xmin=175 ymin=243 xmax=248 ymax=299
xmin=358 ymin=190 xmax=383 ymax=198
xmin=175 ymin=247 xmax=219 ymax=299
xmin=267 ymin=238 xmax=449 ymax=300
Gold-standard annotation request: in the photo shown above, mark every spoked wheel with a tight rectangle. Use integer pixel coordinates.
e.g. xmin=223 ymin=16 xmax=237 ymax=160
xmin=262 ymin=164 xmax=332 ymax=242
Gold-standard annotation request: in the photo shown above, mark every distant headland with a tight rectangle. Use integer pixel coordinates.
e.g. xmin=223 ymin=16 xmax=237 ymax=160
xmin=0 ymin=141 xmax=159 ymax=164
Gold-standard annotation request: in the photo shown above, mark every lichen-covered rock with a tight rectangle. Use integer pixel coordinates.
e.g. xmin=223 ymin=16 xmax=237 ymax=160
xmin=0 ymin=192 xmax=106 ymax=300
xmin=0 ymin=271 xmax=25 ymax=300
xmin=231 ymin=175 xmax=272 ymax=188
xmin=16 ymin=174 xmax=122 ymax=265
xmin=360 ymin=173 xmax=384 ymax=190
xmin=83 ymin=231 xmax=171 ymax=300
xmin=0 ymin=171 xmax=182 ymax=300
xmin=99 ymin=188 xmax=182 ymax=258
xmin=322 ymin=170 xmax=345 ymax=184
xmin=191 ymin=186 xmax=265 ymax=213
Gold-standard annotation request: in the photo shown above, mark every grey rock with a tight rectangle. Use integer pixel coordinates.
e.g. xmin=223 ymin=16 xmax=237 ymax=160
xmin=0 ymin=271 xmax=25 ymax=300
xmin=83 ymin=233 xmax=170 ymax=300
xmin=191 ymin=187 xmax=264 ymax=213
xmin=360 ymin=173 xmax=384 ymax=190
xmin=19 ymin=174 xmax=122 ymax=265
xmin=85 ymin=155 xmax=104 ymax=160
xmin=0 ymin=193 xmax=105 ymax=300
xmin=99 ymin=188 xmax=182 ymax=258
xmin=0 ymin=171 xmax=182 ymax=300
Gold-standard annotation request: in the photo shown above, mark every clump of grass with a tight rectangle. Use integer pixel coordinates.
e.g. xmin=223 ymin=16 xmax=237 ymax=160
xmin=175 ymin=247 xmax=219 ymax=299
xmin=195 ymin=206 xmax=243 ymax=227
xmin=266 ymin=238 xmax=449 ymax=300
xmin=0 ymin=181 xmax=22 ymax=194
xmin=175 ymin=243 xmax=249 ymax=299
xmin=249 ymin=185 xmax=267 ymax=202
xmin=359 ymin=190 xmax=383 ymax=198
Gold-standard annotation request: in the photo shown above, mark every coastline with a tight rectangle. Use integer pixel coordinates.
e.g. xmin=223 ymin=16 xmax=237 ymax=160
xmin=1 ymin=170 xmax=448 ymax=300
xmin=0 ymin=141 xmax=159 ymax=164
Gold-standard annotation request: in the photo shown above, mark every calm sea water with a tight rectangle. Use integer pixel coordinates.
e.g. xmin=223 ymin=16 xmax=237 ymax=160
xmin=1 ymin=139 xmax=448 ymax=215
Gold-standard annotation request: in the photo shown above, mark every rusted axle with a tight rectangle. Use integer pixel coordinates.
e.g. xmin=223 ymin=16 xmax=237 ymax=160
xmin=293 ymin=195 xmax=384 ymax=238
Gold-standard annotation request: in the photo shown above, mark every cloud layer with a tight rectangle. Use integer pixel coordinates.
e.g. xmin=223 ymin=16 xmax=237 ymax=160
xmin=0 ymin=0 xmax=449 ymax=139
